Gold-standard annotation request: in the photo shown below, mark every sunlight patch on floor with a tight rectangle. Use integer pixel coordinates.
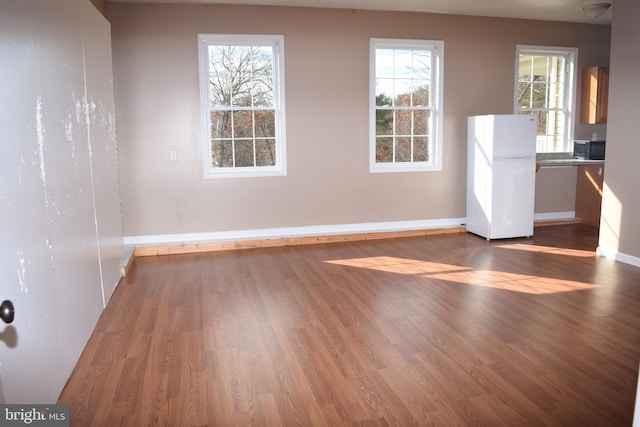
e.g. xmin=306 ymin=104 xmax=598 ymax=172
xmin=326 ymin=256 xmax=598 ymax=294
xmin=326 ymin=256 xmax=469 ymax=275
xmin=427 ymin=269 xmax=597 ymax=294
xmin=494 ymin=243 xmax=596 ymax=258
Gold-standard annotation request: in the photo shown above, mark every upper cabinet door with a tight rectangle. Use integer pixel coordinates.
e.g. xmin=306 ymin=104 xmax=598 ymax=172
xmin=580 ymin=66 xmax=609 ymax=124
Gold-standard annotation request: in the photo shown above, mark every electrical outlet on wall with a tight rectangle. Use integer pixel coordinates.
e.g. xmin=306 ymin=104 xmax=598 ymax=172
xmin=169 ymin=150 xmax=177 ymax=161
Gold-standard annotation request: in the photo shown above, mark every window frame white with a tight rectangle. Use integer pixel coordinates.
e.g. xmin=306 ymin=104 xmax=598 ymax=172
xmin=198 ymin=34 xmax=287 ymax=179
xmin=369 ymin=38 xmax=444 ymax=173
xmin=514 ymin=45 xmax=578 ymax=154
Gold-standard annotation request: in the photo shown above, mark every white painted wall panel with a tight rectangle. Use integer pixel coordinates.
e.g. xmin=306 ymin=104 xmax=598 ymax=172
xmin=0 ymin=0 xmax=123 ymax=403
xmin=35 ymin=0 xmax=107 ymax=375
xmin=82 ymin=4 xmax=124 ymax=304
xmin=0 ymin=0 xmax=68 ymax=403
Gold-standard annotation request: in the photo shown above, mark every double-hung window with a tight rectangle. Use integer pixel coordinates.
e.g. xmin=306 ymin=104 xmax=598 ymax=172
xmin=370 ymin=38 xmax=444 ymax=173
xmin=198 ymin=34 xmax=286 ymax=178
xmin=515 ymin=45 xmax=577 ymax=153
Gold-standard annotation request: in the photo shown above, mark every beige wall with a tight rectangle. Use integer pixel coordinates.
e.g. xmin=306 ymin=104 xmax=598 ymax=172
xmin=89 ymin=0 xmax=106 ymax=16
xmin=109 ymin=4 xmax=610 ymax=238
xmin=534 ymin=166 xmax=577 ymax=216
xmin=598 ymin=1 xmax=640 ymax=264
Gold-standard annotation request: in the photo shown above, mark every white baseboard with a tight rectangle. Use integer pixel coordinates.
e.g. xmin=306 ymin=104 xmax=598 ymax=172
xmin=123 ymin=217 xmax=467 ymax=248
xmin=121 ymin=216 xmax=640 ymax=272
xmin=122 ymin=213 xmax=580 ymax=253
xmin=597 ymin=246 xmax=640 ymax=269
xmin=534 ymin=211 xmax=576 ymax=222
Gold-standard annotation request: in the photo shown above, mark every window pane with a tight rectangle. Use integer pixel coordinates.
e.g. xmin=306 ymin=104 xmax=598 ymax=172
xmin=376 ymin=83 xmax=393 ymax=106
xmin=531 ymin=82 xmax=547 ymax=108
xmin=395 ymin=79 xmax=412 ymax=106
xmin=517 ymin=81 xmax=531 ymax=109
xmin=413 ymin=110 xmax=430 ymax=135
xmin=255 ymin=110 xmax=275 ymax=138
xmin=211 ymin=111 xmax=232 ymax=139
xmin=529 ymin=109 xmax=566 ymax=153
xmin=395 ymin=137 xmax=411 ymax=162
xmin=252 ymin=46 xmax=274 ymax=107
xmin=412 ymin=50 xmax=431 ymax=79
xmin=234 ymin=140 xmax=254 ymax=167
xmin=252 ymin=80 xmax=273 ymax=107
xmin=396 ymin=109 xmax=412 ymax=135
xmin=233 ymin=111 xmax=253 ymax=138
xmin=212 ymin=140 xmax=233 ymax=167
xmin=412 ymin=82 xmax=429 ymax=106
xmin=413 ymin=137 xmax=429 ymax=162
xmin=375 ymin=49 xmax=394 ymax=78
xmin=376 ymin=137 xmax=393 ymax=162
xmin=252 ymin=46 xmax=273 ymax=76
xmin=230 ymin=46 xmax=252 ymax=76
xmin=210 ymin=77 xmax=232 ymax=107
xmin=535 ymin=110 xmax=548 ymax=134
xmin=395 ymin=50 xmax=412 ymax=76
xmin=376 ymin=109 xmax=393 ymax=136
xmin=256 ymin=139 xmax=276 ymax=166
xmin=208 ymin=47 xmax=232 ymax=78
xmin=532 ymin=56 xmax=549 ymax=79
xmin=231 ymin=82 xmax=252 ymax=107
xmin=518 ymin=55 xmax=533 ymax=78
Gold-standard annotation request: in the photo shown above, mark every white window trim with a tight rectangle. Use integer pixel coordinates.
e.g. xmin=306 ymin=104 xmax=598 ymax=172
xmin=198 ymin=34 xmax=287 ymax=179
xmin=514 ymin=45 xmax=578 ymax=154
xmin=369 ymin=38 xmax=444 ymax=173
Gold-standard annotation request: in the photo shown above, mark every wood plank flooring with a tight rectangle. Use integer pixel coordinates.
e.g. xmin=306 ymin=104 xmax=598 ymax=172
xmin=58 ymin=224 xmax=640 ymax=426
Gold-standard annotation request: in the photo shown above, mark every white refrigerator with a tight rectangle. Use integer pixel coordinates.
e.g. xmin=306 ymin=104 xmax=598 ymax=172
xmin=466 ymin=114 xmax=537 ymax=240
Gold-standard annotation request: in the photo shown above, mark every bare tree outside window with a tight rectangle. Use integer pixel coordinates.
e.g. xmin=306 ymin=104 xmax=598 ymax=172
xmin=207 ymin=43 xmax=277 ymax=169
xmin=198 ymin=34 xmax=285 ymax=178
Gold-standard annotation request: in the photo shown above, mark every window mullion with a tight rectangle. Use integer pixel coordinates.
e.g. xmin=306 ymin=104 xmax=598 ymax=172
xmin=392 ymin=109 xmax=396 ymax=163
xmin=252 ymin=110 xmax=257 ymax=167
xmin=392 ymin=50 xmax=396 ymax=164
xmin=230 ymin=109 xmax=236 ymax=168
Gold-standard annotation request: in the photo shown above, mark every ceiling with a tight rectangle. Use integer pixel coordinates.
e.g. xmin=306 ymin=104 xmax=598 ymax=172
xmin=108 ymin=0 xmax=613 ymax=25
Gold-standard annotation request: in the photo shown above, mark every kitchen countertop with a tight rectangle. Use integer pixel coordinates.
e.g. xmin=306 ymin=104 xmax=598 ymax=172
xmin=536 ymin=158 xmax=605 ymax=167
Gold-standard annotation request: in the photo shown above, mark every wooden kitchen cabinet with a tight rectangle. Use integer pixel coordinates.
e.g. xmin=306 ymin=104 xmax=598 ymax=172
xmin=580 ymin=66 xmax=609 ymax=124
xmin=575 ymin=164 xmax=604 ymax=227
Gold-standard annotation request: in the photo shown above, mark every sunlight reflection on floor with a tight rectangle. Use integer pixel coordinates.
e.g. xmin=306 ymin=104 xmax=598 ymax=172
xmin=326 ymin=255 xmax=598 ymax=295
xmin=494 ymin=243 xmax=596 ymax=258
xmin=326 ymin=256 xmax=470 ymax=275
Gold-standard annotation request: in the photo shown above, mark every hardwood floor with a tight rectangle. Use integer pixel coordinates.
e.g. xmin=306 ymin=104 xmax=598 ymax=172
xmin=58 ymin=224 xmax=640 ymax=426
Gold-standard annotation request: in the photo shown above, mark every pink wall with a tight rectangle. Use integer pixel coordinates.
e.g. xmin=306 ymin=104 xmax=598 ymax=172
xmin=599 ymin=1 xmax=640 ymax=265
xmin=89 ymin=0 xmax=106 ymax=16
xmin=109 ymin=4 xmax=611 ymax=239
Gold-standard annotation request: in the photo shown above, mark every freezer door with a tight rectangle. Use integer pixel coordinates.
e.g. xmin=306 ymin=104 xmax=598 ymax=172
xmin=491 ymin=115 xmax=537 ymax=159
xmin=488 ymin=158 xmax=536 ymax=239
